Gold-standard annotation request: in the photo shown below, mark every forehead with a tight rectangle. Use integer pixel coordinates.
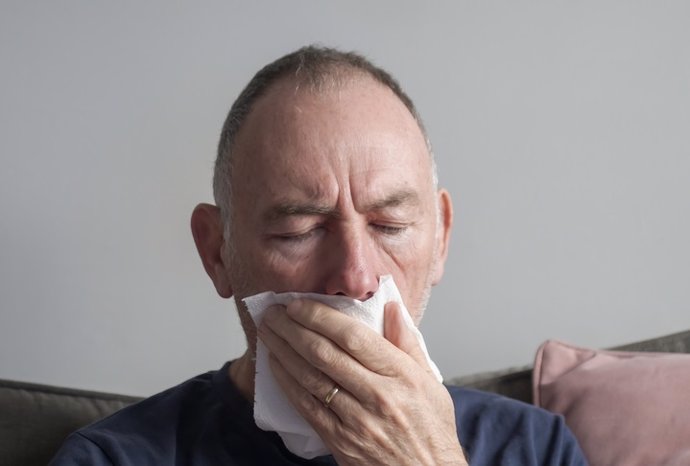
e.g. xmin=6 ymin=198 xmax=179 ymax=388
xmin=230 ymin=74 xmax=433 ymax=206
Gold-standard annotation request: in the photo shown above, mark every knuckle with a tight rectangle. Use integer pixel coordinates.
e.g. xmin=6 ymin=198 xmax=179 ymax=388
xmin=340 ymin=323 xmax=368 ymax=354
xmin=371 ymin=389 xmax=410 ymax=430
xmin=301 ymin=368 xmax=328 ymax=391
xmin=334 ymin=421 xmax=373 ymax=452
xmin=306 ymin=338 xmax=339 ymax=368
xmin=297 ymin=389 xmax=322 ymax=415
xmin=373 ymin=391 xmax=395 ymax=416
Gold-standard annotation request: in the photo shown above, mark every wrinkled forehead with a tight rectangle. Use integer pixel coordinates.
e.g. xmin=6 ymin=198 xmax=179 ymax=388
xmin=232 ymin=73 xmax=431 ymax=170
xmin=226 ymin=74 xmax=438 ymax=231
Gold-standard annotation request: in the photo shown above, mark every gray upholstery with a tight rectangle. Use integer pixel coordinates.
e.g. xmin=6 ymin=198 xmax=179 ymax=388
xmin=2 ymin=329 xmax=689 ymax=465
xmin=0 ymin=379 xmax=142 ymax=466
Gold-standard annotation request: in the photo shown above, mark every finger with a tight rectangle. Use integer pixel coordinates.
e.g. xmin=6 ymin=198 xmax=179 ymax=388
xmin=383 ymin=302 xmax=434 ymax=373
xmin=259 ymin=317 xmax=338 ymax=401
xmin=267 ymin=350 xmax=362 ymax=428
xmin=284 ymin=299 xmax=409 ymax=378
xmin=261 ymin=308 xmax=394 ymax=437
xmin=261 ymin=303 xmax=380 ymax=399
xmin=268 ymin=353 xmax=384 ymax=458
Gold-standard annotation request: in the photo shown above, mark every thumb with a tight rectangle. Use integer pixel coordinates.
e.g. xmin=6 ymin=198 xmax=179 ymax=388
xmin=383 ymin=301 xmax=432 ymax=372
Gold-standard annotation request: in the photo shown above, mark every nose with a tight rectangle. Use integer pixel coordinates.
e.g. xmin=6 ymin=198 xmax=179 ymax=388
xmin=322 ymin=226 xmax=379 ymax=300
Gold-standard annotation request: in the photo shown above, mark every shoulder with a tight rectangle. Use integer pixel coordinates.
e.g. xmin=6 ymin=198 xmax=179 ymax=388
xmin=445 ymin=385 xmax=588 ymax=465
xmin=447 ymin=384 xmax=550 ymax=424
xmin=50 ymin=367 xmax=229 ymax=465
xmin=88 ymin=368 xmax=219 ymax=435
xmin=49 ymin=432 xmax=114 ymax=466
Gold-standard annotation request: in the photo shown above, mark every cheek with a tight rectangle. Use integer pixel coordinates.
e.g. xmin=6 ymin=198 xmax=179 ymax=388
xmin=240 ymin=242 xmax=320 ymax=293
xmin=384 ymin=229 xmax=437 ymax=304
xmin=380 ymin=225 xmax=436 ymax=267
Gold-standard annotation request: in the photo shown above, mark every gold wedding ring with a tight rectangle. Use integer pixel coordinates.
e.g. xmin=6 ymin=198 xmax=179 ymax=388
xmin=323 ymin=385 xmax=340 ymax=408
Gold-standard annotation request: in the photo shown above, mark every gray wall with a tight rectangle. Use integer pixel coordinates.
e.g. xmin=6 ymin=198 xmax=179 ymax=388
xmin=1 ymin=2 xmax=688 ymax=396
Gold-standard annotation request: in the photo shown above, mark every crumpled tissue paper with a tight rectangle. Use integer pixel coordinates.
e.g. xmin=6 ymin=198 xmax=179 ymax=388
xmin=243 ymin=275 xmax=442 ymax=459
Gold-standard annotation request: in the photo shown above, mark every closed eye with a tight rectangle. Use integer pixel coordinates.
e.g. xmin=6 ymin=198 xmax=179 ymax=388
xmin=371 ymin=224 xmax=408 ymax=235
xmin=275 ymin=227 xmax=323 ymax=243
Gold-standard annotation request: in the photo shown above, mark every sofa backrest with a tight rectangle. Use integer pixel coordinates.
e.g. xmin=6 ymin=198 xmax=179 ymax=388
xmin=0 ymin=379 xmax=142 ymax=466
xmin=447 ymin=329 xmax=690 ymax=404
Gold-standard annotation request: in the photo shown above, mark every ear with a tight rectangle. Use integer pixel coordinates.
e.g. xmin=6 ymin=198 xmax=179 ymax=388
xmin=431 ymin=189 xmax=453 ymax=286
xmin=190 ymin=203 xmax=233 ymax=298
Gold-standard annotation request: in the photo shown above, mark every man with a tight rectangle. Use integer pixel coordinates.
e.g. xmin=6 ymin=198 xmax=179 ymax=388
xmin=51 ymin=46 xmax=587 ymax=465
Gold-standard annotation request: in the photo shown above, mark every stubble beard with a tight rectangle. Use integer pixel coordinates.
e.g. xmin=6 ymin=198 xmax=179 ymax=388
xmin=222 ymin=240 xmax=263 ymax=358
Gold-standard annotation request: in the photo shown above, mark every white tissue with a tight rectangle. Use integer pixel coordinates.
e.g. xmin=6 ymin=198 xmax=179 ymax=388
xmin=243 ymin=275 xmax=442 ymax=459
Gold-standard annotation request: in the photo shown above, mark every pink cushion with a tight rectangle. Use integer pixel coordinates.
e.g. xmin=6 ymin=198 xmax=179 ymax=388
xmin=533 ymin=340 xmax=690 ymax=466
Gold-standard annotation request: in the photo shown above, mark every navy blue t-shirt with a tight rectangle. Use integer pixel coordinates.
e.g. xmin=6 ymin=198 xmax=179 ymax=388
xmin=50 ymin=362 xmax=587 ymax=465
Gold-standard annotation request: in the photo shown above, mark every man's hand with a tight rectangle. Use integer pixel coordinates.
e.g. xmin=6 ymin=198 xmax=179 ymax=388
xmin=258 ymin=299 xmax=468 ymax=466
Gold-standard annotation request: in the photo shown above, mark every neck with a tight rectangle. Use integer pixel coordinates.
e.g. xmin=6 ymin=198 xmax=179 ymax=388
xmin=228 ymin=350 xmax=256 ymax=401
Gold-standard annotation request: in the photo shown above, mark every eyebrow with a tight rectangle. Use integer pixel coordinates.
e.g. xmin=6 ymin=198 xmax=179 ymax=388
xmin=363 ymin=189 xmax=420 ymax=211
xmin=263 ymin=189 xmax=420 ymax=223
xmin=264 ymin=203 xmax=338 ymax=222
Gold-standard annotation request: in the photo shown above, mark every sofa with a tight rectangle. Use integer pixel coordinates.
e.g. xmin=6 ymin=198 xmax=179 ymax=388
xmin=2 ymin=329 xmax=689 ymax=466
xmin=447 ymin=328 xmax=690 ymax=403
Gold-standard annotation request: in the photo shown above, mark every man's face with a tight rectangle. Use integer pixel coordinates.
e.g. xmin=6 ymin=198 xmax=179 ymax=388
xmin=223 ymin=75 xmax=451 ymax=326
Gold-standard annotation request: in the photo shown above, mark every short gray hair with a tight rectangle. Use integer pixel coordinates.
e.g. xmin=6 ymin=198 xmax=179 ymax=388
xmin=213 ymin=45 xmax=436 ymax=232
